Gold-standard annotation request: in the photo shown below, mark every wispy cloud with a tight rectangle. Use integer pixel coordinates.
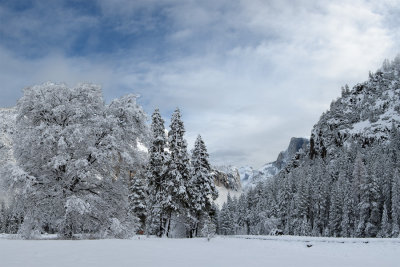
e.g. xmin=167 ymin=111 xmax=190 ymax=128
xmin=0 ymin=0 xmax=398 ymax=167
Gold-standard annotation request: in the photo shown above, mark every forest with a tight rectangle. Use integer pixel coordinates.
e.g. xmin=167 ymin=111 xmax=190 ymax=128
xmin=1 ymin=58 xmax=400 ymax=239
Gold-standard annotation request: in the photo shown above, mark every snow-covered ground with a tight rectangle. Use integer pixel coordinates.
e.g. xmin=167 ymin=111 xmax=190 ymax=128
xmin=0 ymin=234 xmax=399 ymax=267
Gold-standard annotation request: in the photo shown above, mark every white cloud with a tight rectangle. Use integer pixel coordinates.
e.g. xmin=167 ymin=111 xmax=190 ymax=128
xmin=0 ymin=0 xmax=398 ymax=167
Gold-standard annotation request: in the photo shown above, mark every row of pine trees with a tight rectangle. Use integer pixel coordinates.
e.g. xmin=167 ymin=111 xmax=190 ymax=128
xmin=218 ymin=127 xmax=400 ymax=238
xmin=128 ymin=108 xmax=218 ymax=238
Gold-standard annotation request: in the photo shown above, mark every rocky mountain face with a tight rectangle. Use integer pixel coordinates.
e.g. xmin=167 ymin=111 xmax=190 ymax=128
xmin=240 ymin=137 xmax=309 ymax=188
xmin=275 ymin=137 xmax=309 ymax=169
xmin=273 ymin=59 xmax=400 ymax=178
xmin=212 ymin=165 xmax=241 ymax=191
xmin=211 ymin=165 xmax=242 ymax=208
xmin=309 ymin=59 xmax=400 ymax=161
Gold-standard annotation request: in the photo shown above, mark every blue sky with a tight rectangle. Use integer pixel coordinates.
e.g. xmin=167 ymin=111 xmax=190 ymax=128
xmin=1 ymin=0 xmax=399 ymax=167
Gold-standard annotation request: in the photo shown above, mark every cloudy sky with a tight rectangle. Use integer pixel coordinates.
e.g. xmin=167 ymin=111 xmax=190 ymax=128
xmin=0 ymin=0 xmax=399 ymax=168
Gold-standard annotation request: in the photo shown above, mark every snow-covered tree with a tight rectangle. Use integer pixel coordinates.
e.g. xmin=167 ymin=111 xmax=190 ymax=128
xmin=356 ymin=154 xmax=380 ymax=237
xmin=128 ymin=170 xmax=147 ymax=232
xmin=392 ymin=170 xmax=400 ymax=237
xmin=341 ymin=175 xmax=353 ymax=237
xmin=201 ymin=214 xmax=216 ymax=241
xmin=300 ymin=215 xmax=311 ymax=236
xmin=379 ymin=204 xmax=391 ymax=238
xmin=12 ymin=82 xmax=148 ymax=238
xmin=164 ymin=108 xmax=191 ymax=236
xmin=145 ymin=109 xmax=169 ymax=237
xmin=329 ymin=181 xmax=342 ymax=237
xmin=189 ymin=135 xmax=218 ymax=237
xmin=278 ymin=175 xmax=292 ymax=233
xmin=0 ymin=201 xmax=5 ymax=233
xmin=219 ymin=202 xmax=234 ymax=235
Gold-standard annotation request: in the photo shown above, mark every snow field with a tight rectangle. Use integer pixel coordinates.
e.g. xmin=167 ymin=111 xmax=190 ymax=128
xmin=0 ymin=235 xmax=399 ymax=267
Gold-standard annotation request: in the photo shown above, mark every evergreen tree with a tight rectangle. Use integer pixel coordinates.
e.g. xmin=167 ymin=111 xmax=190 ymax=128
xmin=329 ymin=181 xmax=342 ymax=237
xmin=357 ymin=158 xmax=380 ymax=237
xmin=300 ymin=215 xmax=311 ymax=236
xmin=219 ymin=202 xmax=234 ymax=235
xmin=278 ymin=175 xmax=292 ymax=232
xmin=146 ymin=109 xmax=169 ymax=237
xmin=311 ymin=160 xmax=328 ymax=236
xmin=296 ymin=174 xmax=310 ymax=221
xmin=341 ymin=176 xmax=353 ymax=237
xmin=236 ymin=194 xmax=248 ymax=234
xmin=0 ymin=201 xmax=5 ymax=233
xmin=189 ymin=135 xmax=218 ymax=237
xmin=392 ymin=170 xmax=400 ymax=237
xmin=128 ymin=170 xmax=147 ymax=233
xmin=201 ymin=214 xmax=217 ymax=241
xmin=379 ymin=204 xmax=390 ymax=238
xmin=165 ymin=108 xmax=191 ymax=236
xmin=353 ymin=154 xmax=367 ymax=237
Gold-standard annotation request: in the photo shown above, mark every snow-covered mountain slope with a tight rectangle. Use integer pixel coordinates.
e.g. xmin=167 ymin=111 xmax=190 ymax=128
xmin=238 ymin=166 xmax=253 ymax=184
xmin=240 ymin=137 xmax=308 ymax=188
xmin=274 ymin=57 xmax=400 ymax=179
xmin=212 ymin=165 xmax=242 ymax=207
xmin=308 ymin=58 xmax=400 ymax=160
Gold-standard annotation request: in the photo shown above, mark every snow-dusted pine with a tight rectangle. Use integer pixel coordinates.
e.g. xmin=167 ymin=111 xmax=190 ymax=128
xmin=188 ymin=135 xmax=218 ymax=237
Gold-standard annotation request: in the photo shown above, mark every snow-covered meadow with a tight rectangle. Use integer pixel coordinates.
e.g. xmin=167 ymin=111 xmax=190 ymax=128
xmin=1 ymin=235 xmax=399 ymax=267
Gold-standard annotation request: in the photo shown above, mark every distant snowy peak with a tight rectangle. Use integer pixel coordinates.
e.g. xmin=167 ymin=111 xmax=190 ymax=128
xmin=240 ymin=137 xmax=309 ymax=188
xmin=309 ymin=58 xmax=400 ymax=159
xmin=238 ymin=166 xmax=254 ymax=183
xmin=275 ymin=137 xmax=309 ymax=169
xmin=258 ymin=162 xmax=279 ymax=178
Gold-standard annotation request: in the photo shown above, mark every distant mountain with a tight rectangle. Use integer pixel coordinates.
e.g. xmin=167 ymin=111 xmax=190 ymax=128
xmin=212 ymin=165 xmax=242 ymax=207
xmin=240 ymin=137 xmax=309 ymax=188
xmin=308 ymin=64 xmax=400 ymax=160
xmin=232 ymin=57 xmax=400 ymax=238
xmin=212 ymin=165 xmax=241 ymax=191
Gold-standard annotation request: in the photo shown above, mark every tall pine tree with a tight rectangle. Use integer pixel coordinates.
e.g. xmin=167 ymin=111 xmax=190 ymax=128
xmin=128 ymin=170 xmax=147 ymax=233
xmin=165 ymin=108 xmax=191 ymax=237
xmin=189 ymin=135 xmax=218 ymax=237
xmin=392 ymin=169 xmax=400 ymax=237
xmin=146 ymin=109 xmax=169 ymax=237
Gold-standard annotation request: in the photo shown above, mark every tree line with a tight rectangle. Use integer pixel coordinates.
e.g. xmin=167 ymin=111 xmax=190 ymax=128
xmin=218 ymin=127 xmax=400 ymax=238
xmin=143 ymin=109 xmax=218 ymax=238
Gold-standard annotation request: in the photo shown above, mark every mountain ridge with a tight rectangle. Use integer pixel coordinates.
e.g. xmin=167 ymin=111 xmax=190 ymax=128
xmin=240 ymin=137 xmax=309 ymax=188
xmin=224 ymin=56 xmax=400 ymax=238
